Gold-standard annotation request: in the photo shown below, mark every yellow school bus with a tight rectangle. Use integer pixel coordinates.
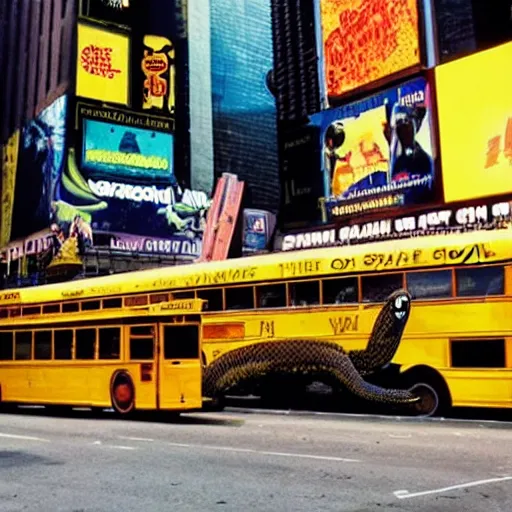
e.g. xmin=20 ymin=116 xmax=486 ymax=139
xmin=0 ymin=297 xmax=206 ymax=415
xmin=1 ymin=228 xmax=511 ymax=416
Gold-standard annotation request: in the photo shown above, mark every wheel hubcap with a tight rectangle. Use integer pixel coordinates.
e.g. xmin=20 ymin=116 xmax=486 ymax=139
xmin=409 ymin=383 xmax=439 ymax=417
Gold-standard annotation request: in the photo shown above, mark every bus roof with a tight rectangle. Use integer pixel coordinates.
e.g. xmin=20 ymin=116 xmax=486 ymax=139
xmin=2 ymin=229 xmax=511 ymax=306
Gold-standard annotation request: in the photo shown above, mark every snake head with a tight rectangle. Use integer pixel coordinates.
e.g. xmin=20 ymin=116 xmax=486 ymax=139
xmin=388 ymin=289 xmax=411 ymax=322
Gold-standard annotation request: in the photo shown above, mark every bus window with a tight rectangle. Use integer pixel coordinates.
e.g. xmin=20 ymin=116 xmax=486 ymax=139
xmin=15 ymin=331 xmax=32 ymax=360
xmin=197 ymin=289 xmax=224 ymax=311
xmin=172 ymin=291 xmax=195 ymax=300
xmin=99 ymin=328 xmax=121 ymax=359
xmin=125 ymin=295 xmax=149 ymax=307
xmin=62 ymin=302 xmax=79 ymax=313
xmin=81 ymin=300 xmax=101 ymax=311
xmin=0 ymin=332 xmax=13 ymax=360
xmin=289 ymin=281 xmax=320 ymax=306
xmin=22 ymin=306 xmax=41 ymax=316
xmin=42 ymin=304 xmax=60 ymax=314
xmin=34 ymin=331 xmax=52 ymax=360
xmin=407 ymin=270 xmax=453 ymax=299
xmin=256 ymin=284 xmax=286 ymax=309
xmin=322 ymin=277 xmax=358 ymax=304
xmin=130 ymin=326 xmax=154 ymax=360
xmin=54 ymin=330 xmax=73 ymax=360
xmin=163 ymin=325 xmax=199 ymax=359
xmin=456 ymin=266 xmax=505 ymax=297
xmin=451 ymin=339 xmax=506 ymax=368
xmin=103 ymin=298 xmax=123 ymax=309
xmin=150 ymin=293 xmax=169 ymax=304
xmin=75 ymin=329 xmax=96 ymax=360
xmin=225 ymin=286 xmax=254 ymax=310
xmin=362 ymin=274 xmax=403 ymax=302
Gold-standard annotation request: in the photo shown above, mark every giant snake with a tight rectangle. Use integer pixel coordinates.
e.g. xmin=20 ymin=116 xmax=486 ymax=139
xmin=203 ymin=289 xmax=419 ymax=406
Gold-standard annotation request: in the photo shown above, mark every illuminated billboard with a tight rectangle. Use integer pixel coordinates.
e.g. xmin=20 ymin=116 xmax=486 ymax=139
xmin=82 ymin=119 xmax=174 ymax=181
xmin=76 ymin=23 xmax=130 ymax=105
xmin=1 ymin=131 xmax=20 ymax=247
xmin=436 ymin=41 xmax=512 ymax=203
xmin=320 ymin=0 xmax=421 ymax=99
xmin=309 ymin=76 xmax=436 ymax=220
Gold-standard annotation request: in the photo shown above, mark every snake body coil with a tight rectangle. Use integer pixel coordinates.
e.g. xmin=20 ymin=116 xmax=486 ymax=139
xmin=203 ymin=289 xmax=419 ymax=406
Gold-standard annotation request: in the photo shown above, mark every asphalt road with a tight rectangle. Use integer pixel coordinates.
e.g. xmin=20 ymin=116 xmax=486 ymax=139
xmin=0 ymin=408 xmax=511 ymax=512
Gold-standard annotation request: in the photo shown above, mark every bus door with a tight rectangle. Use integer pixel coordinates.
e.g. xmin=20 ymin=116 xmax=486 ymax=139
xmin=157 ymin=322 xmax=202 ymax=410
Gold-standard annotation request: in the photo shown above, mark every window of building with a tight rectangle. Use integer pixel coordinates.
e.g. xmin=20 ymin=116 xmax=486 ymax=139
xmin=163 ymin=325 xmax=199 ymax=360
xmin=451 ymin=339 xmax=505 ymax=368
xmin=256 ymin=284 xmax=287 ymax=309
xmin=0 ymin=331 xmax=13 ymax=360
xmin=322 ymin=277 xmax=359 ymax=304
xmin=456 ymin=266 xmax=505 ymax=297
xmin=99 ymin=327 xmax=121 ymax=359
xmin=34 ymin=331 xmax=52 ymax=360
xmin=289 ymin=280 xmax=320 ymax=306
xmin=225 ymin=286 xmax=254 ymax=310
xmin=361 ymin=273 xmax=404 ymax=302
xmin=54 ymin=330 xmax=73 ymax=360
xmin=75 ymin=329 xmax=96 ymax=360
xmin=196 ymin=289 xmax=223 ymax=311
xmin=407 ymin=270 xmax=453 ymax=299
xmin=15 ymin=331 xmax=32 ymax=360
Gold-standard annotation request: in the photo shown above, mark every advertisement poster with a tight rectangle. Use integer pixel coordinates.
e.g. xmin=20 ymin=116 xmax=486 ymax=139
xmin=277 ymin=197 xmax=512 ymax=251
xmin=311 ymin=76 xmax=436 ymax=220
xmin=210 ymin=0 xmax=279 ymax=213
xmin=142 ymin=35 xmax=175 ymax=116
xmin=436 ymin=41 xmax=512 ymax=203
xmin=53 ymin=103 xmax=211 ymax=258
xmin=76 ymin=23 xmax=130 ymax=105
xmin=10 ymin=96 xmax=68 ymax=242
xmin=1 ymin=130 xmax=20 ymax=247
xmin=320 ymin=0 xmax=420 ymax=99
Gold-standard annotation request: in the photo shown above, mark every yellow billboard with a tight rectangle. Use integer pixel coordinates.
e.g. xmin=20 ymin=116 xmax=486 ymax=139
xmin=436 ymin=42 xmax=512 ymax=203
xmin=76 ymin=23 xmax=129 ymax=105
xmin=1 ymin=130 xmax=20 ymax=247
xmin=320 ymin=0 xmax=420 ymax=99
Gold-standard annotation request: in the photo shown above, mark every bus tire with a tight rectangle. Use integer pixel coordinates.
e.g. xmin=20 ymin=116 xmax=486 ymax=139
xmin=110 ymin=371 xmax=136 ymax=416
xmin=402 ymin=367 xmax=451 ymax=418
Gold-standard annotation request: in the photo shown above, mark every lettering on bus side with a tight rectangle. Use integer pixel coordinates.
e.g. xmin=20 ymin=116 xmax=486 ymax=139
xmin=329 ymin=315 xmax=359 ymax=335
xmin=362 ymin=250 xmax=424 ymax=270
xmin=330 ymin=257 xmax=356 ymax=272
xmin=62 ymin=290 xmax=84 ymax=298
xmin=278 ymin=260 xmax=322 ymax=278
xmin=187 ymin=267 xmax=258 ymax=286
xmin=432 ymin=243 xmax=496 ymax=265
xmin=0 ymin=291 xmax=21 ymax=303
xmin=259 ymin=320 xmax=275 ymax=338
xmin=160 ymin=300 xmax=194 ymax=311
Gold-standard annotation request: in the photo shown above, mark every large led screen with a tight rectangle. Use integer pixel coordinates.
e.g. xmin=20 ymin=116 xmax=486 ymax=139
xmin=320 ymin=0 xmax=421 ymax=99
xmin=310 ymin=76 xmax=436 ymax=220
xmin=436 ymin=42 xmax=512 ymax=203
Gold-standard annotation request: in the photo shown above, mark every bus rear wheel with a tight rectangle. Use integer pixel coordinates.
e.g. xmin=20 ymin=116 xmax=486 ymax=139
xmin=110 ymin=371 xmax=135 ymax=415
xmin=402 ymin=368 xmax=450 ymax=418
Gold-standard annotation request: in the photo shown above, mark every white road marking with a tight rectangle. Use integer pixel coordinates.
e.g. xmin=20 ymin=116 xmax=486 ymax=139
xmin=166 ymin=442 xmax=360 ymax=462
xmin=0 ymin=432 xmax=49 ymax=442
xmin=394 ymin=476 xmax=512 ymax=499
xmin=388 ymin=434 xmax=412 ymax=439
xmin=91 ymin=440 xmax=136 ymax=451
xmin=118 ymin=436 xmax=154 ymax=442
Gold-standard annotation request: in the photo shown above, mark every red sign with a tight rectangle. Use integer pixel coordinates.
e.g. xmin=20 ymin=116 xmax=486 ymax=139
xmin=81 ymin=45 xmax=121 ymax=79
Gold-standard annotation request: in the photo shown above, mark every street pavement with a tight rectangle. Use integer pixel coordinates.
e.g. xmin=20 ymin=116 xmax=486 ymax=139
xmin=0 ymin=407 xmax=511 ymax=511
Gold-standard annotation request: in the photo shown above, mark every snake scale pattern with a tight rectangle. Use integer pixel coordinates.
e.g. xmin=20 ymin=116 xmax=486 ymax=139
xmin=203 ymin=290 xmax=420 ymax=406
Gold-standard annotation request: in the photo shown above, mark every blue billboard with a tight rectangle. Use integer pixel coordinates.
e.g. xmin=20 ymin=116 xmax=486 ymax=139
xmin=82 ymin=119 xmax=174 ymax=182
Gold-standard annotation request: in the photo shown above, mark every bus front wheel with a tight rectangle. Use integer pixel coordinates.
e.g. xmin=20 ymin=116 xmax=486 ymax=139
xmin=110 ymin=371 xmax=135 ymax=415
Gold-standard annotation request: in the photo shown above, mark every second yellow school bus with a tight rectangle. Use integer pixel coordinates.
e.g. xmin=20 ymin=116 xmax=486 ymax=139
xmin=1 ymin=229 xmax=511 ymax=416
